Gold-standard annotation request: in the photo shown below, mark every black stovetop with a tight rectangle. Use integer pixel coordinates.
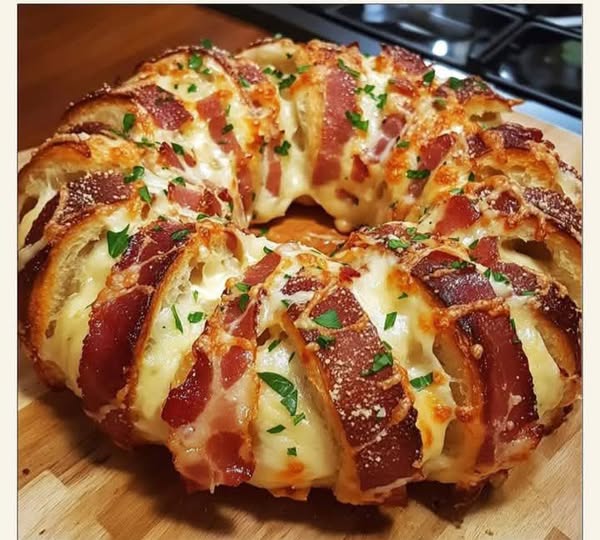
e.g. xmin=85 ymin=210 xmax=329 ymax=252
xmin=216 ymin=4 xmax=582 ymax=133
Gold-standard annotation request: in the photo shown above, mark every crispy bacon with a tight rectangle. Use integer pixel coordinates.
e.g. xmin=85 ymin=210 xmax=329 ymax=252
xmin=382 ymin=45 xmax=427 ymax=74
xmin=434 ymin=195 xmax=480 ymax=236
xmin=158 ymin=142 xmax=183 ymax=170
xmin=411 ymin=251 xmax=540 ymax=467
xmin=373 ymin=114 xmax=405 ymax=157
xmin=79 ymin=222 xmax=193 ymax=415
xmin=68 ymin=121 xmax=111 ymax=135
xmin=265 ymin=139 xmax=282 ymax=196
xmin=196 ymin=93 xmax=253 ymax=210
xmin=285 ymin=283 xmax=422 ymax=501
xmin=491 ymin=123 xmax=543 ymax=151
xmin=162 ymin=253 xmax=281 ymax=491
xmin=312 ymin=68 xmax=357 ymax=185
xmin=523 ymin=187 xmax=582 ymax=239
xmin=24 ymin=195 xmax=59 ymax=246
xmin=420 ymin=133 xmax=455 ymax=171
xmin=467 ymin=134 xmax=490 ymax=159
xmin=388 ymin=78 xmax=416 ymax=97
xmin=167 ymin=183 xmax=222 ymax=216
xmin=454 ymin=78 xmax=496 ymax=104
xmin=350 ymin=155 xmax=369 ymax=183
xmin=135 ymin=84 xmax=192 ymax=130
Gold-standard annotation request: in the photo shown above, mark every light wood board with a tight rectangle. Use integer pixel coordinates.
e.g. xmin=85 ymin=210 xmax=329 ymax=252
xmin=17 ymin=112 xmax=583 ymax=540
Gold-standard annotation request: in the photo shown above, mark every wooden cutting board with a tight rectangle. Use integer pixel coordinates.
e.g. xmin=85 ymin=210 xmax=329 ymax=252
xmin=17 ymin=112 xmax=582 ymax=540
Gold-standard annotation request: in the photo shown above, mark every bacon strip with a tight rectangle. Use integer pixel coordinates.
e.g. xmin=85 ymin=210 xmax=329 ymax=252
xmin=372 ymin=114 xmax=405 ymax=158
xmin=158 ymin=142 xmax=183 ymax=170
xmin=196 ymin=93 xmax=253 ymax=210
xmin=411 ymin=251 xmax=541 ymax=467
xmin=283 ymin=275 xmax=421 ymax=502
xmin=312 ymin=68 xmax=357 ymax=185
xmin=420 ymin=133 xmax=455 ymax=171
xmin=523 ymin=187 xmax=582 ymax=239
xmin=167 ymin=183 xmax=222 ymax=216
xmin=78 ymin=221 xmax=193 ymax=443
xmin=135 ymin=84 xmax=192 ymax=130
xmin=162 ymin=252 xmax=281 ymax=491
xmin=382 ymin=45 xmax=428 ymax=74
xmin=434 ymin=195 xmax=480 ymax=236
xmin=490 ymin=123 xmax=543 ymax=151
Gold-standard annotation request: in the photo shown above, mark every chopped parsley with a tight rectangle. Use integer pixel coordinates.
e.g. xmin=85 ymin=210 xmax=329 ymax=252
xmin=187 ymin=83 xmax=197 ymax=93
xmin=468 ymin=171 xmax=476 ymax=182
xmin=447 ymin=77 xmax=464 ymax=90
xmin=510 ymin=317 xmax=517 ymax=333
xmin=171 ymin=305 xmax=183 ymax=334
xmin=238 ymin=293 xmax=250 ymax=312
xmin=171 ymin=176 xmax=186 ymax=186
xmin=287 ymin=447 xmax=297 ymax=456
xmin=222 ymin=123 xmax=234 ymax=135
xmin=281 ymin=299 xmax=290 ymax=308
xmin=196 ymin=213 xmax=208 ymax=221
xmin=288 ymin=351 xmax=295 ymax=362
xmin=274 ymin=140 xmax=291 ymax=156
xmin=171 ymin=229 xmax=190 ymax=242
xmin=171 ymin=142 xmax=185 ymax=155
xmin=468 ymin=239 xmax=480 ymax=250
xmin=423 ymin=69 xmax=435 ymax=86
xmin=520 ymin=290 xmax=536 ymax=296
xmin=398 ymin=292 xmax=409 ymax=300
xmin=384 ymin=312 xmax=397 ymax=331
xmin=449 ymin=260 xmax=469 ymax=270
xmin=187 ymin=311 xmax=204 ymax=323
xmin=410 ymin=372 xmax=433 ymax=391
xmin=138 ymin=184 xmax=152 ymax=204
xmin=297 ymin=64 xmax=311 ymax=73
xmin=193 ymin=290 xmax=199 ymax=302
xmin=268 ymin=339 xmax=281 ymax=352
xmin=293 ymin=412 xmax=306 ymax=425
xmin=135 ymin=137 xmax=156 ymax=148
xmin=122 ymin=112 xmax=135 ymax=134
xmin=338 ymin=58 xmax=360 ymax=79
xmin=124 ymin=165 xmax=145 ymax=184
xmin=239 ymin=76 xmax=251 ymax=88
xmin=345 ymin=110 xmax=369 ymax=132
xmin=263 ymin=246 xmax=274 ymax=255
xmin=278 ymin=74 xmax=297 ymax=91
xmin=376 ymin=93 xmax=387 ymax=109
xmin=235 ymin=282 xmax=251 ymax=293
xmin=411 ymin=233 xmax=431 ymax=242
xmin=316 ymin=334 xmax=336 ymax=349
xmin=361 ymin=351 xmax=393 ymax=377
xmin=433 ymin=98 xmax=447 ymax=110
xmin=449 ymin=188 xmax=464 ymax=195
xmin=257 ymin=371 xmax=298 ymax=415
xmin=201 ymin=38 xmax=213 ymax=49
xmin=396 ymin=139 xmax=410 ymax=149
xmin=188 ymin=53 xmax=203 ymax=71
xmin=106 ymin=225 xmax=130 ymax=258
xmin=267 ymin=424 xmax=285 ymax=434
xmin=387 ymin=237 xmax=410 ymax=250
xmin=312 ymin=309 xmax=342 ymax=329
xmin=406 ymin=169 xmax=430 ymax=180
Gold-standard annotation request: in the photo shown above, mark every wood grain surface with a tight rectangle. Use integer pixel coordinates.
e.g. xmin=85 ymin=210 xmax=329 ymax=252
xmin=17 ymin=5 xmax=582 ymax=538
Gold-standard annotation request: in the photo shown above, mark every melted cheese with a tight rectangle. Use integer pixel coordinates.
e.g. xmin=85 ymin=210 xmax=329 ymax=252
xmin=133 ymin=243 xmax=245 ymax=441
xmin=40 ymin=208 xmax=132 ymax=395
xmin=509 ymin=298 xmax=563 ymax=419
xmin=251 ymin=338 xmax=337 ymax=488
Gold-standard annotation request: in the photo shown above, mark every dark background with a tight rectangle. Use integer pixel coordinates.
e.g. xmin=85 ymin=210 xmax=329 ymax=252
xmin=17 ymin=4 xmax=269 ymax=150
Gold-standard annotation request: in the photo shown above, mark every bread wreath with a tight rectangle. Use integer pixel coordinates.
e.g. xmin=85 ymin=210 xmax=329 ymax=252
xmin=18 ymin=38 xmax=581 ymax=507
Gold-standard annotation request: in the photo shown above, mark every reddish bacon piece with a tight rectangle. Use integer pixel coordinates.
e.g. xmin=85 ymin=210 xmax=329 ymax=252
xmin=135 ymin=84 xmax=192 ymax=130
xmin=162 ymin=347 xmax=213 ymax=427
xmin=162 ymin=253 xmax=282 ymax=491
xmin=467 ymin=134 xmax=490 ymax=159
xmin=350 ymin=155 xmax=369 ymax=183
xmin=523 ymin=187 xmax=582 ymax=239
xmin=388 ymin=78 xmax=416 ymax=97
xmin=265 ymin=140 xmax=282 ymax=196
xmin=491 ymin=123 xmax=543 ymax=151
xmin=79 ymin=221 xmax=193 ymax=414
xmin=434 ymin=195 xmax=480 ymax=236
xmin=454 ymin=78 xmax=496 ymax=104
xmin=24 ymin=195 xmax=59 ymax=246
xmin=158 ymin=142 xmax=183 ymax=170
xmin=382 ymin=45 xmax=427 ymax=74
xmin=411 ymin=251 xmax=540 ymax=467
xmin=285 ymin=283 xmax=421 ymax=501
xmin=373 ymin=114 xmax=405 ymax=157
xmin=68 ymin=121 xmax=111 ymax=135
xmin=168 ymin=183 xmax=222 ymax=216
xmin=313 ymin=68 xmax=357 ymax=185
xmin=420 ymin=133 xmax=455 ymax=171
